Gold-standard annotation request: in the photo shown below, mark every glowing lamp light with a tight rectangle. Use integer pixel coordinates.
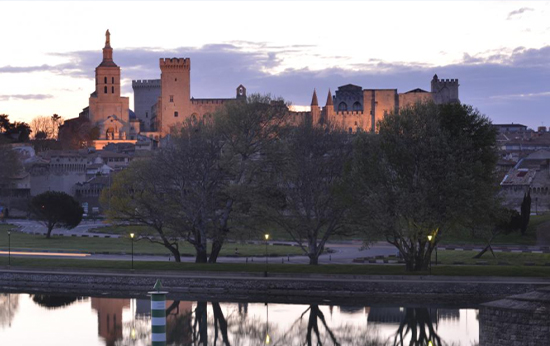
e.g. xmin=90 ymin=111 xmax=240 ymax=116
xmin=264 ymin=234 xmax=269 ymax=240
xmin=265 ymin=333 xmax=270 ymax=344
xmin=130 ymin=328 xmax=136 ymax=340
xmin=428 ymin=341 xmax=433 ymax=346
xmin=130 ymin=233 xmax=135 ymax=239
xmin=427 ymin=235 xmax=433 ymax=242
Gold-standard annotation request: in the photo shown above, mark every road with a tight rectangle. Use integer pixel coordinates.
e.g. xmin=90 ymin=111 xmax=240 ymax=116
xmin=5 ymin=220 xmax=399 ymax=264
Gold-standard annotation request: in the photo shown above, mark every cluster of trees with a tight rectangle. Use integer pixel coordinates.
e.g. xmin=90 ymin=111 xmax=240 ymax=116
xmin=29 ymin=114 xmax=64 ymax=140
xmin=102 ymin=96 xmax=500 ymax=271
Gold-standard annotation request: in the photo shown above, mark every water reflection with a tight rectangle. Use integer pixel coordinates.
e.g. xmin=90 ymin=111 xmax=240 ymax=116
xmin=32 ymin=294 xmax=84 ymax=310
xmin=0 ymin=294 xmax=479 ymax=346
xmin=0 ymin=294 xmax=18 ymax=328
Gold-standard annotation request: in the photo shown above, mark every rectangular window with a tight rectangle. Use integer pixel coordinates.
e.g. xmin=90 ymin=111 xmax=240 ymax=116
xmin=111 ymin=86 xmax=114 ymax=93
xmin=145 ymin=112 xmax=148 ymax=118
xmin=112 ymin=77 xmax=114 ymax=84
xmin=174 ymin=111 xmax=179 ymax=117
xmin=169 ymin=95 xmax=174 ymax=102
xmin=104 ymin=86 xmax=107 ymax=94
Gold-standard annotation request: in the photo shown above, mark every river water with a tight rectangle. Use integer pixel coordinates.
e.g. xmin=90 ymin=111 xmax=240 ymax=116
xmin=0 ymin=293 xmax=479 ymax=346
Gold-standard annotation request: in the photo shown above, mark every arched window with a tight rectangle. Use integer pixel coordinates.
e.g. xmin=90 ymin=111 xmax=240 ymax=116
xmin=338 ymin=102 xmax=348 ymax=111
xmin=104 ymin=86 xmax=107 ymax=94
xmin=353 ymin=101 xmax=362 ymax=111
xmin=104 ymin=77 xmax=107 ymax=84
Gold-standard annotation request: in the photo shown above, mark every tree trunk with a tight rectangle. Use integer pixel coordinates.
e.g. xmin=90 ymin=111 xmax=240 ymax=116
xmin=168 ymin=246 xmax=181 ymax=262
xmin=195 ymin=248 xmax=208 ymax=263
xmin=309 ymin=255 xmax=319 ymax=265
xmin=46 ymin=224 xmax=54 ymax=239
xmin=208 ymin=240 xmax=224 ymax=264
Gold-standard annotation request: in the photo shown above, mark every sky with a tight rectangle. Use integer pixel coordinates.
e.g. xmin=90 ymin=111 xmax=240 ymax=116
xmin=1 ymin=0 xmax=550 ymax=129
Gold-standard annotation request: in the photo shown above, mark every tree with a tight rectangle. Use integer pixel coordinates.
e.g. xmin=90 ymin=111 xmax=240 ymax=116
xmin=472 ymin=207 xmax=521 ymax=259
xmin=351 ymin=102 xmax=498 ymax=271
xmin=520 ymin=190 xmax=531 ymax=235
xmin=0 ymin=114 xmax=31 ymax=143
xmin=58 ymin=117 xmax=98 ymax=149
xmin=29 ymin=114 xmax=64 ymax=140
xmin=255 ymin=123 xmax=355 ymax=265
xmin=0 ymin=144 xmax=23 ymax=196
xmin=100 ymin=161 xmax=183 ymax=262
xmin=29 ymin=191 xmax=83 ymax=238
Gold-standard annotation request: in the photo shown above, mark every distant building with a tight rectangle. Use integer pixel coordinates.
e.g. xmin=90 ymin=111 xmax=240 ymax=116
xmin=494 ymin=123 xmax=528 ymax=133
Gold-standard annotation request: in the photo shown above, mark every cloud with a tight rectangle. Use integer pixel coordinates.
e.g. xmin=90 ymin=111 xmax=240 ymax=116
xmin=3 ymin=41 xmax=550 ymax=128
xmin=0 ymin=94 xmax=53 ymax=101
xmin=507 ymin=7 xmax=533 ymax=20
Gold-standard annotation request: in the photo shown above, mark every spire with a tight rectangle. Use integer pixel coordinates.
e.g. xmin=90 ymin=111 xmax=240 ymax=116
xmin=325 ymin=89 xmax=333 ymax=106
xmin=105 ymin=30 xmax=111 ymax=48
xmin=432 ymin=74 xmax=438 ymax=80
xmin=311 ymin=89 xmax=318 ymax=106
xmin=99 ymin=30 xmax=117 ymax=67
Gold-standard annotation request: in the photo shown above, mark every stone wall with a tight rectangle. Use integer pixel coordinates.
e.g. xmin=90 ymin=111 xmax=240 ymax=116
xmin=480 ymin=286 xmax=550 ymax=346
xmin=1 ymin=270 xmax=548 ymax=306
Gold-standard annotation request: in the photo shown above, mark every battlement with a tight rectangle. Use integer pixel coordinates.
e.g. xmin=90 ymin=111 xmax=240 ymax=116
xmin=159 ymin=58 xmax=190 ymax=70
xmin=191 ymin=98 xmax=231 ymax=105
xmin=132 ymin=79 xmax=161 ymax=88
xmin=436 ymin=78 xmax=459 ymax=84
xmin=337 ymin=110 xmax=364 ymax=117
xmin=433 ymin=78 xmax=459 ymax=85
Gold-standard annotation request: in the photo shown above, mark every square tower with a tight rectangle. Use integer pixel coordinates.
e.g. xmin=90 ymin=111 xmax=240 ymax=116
xmin=159 ymin=58 xmax=191 ymax=135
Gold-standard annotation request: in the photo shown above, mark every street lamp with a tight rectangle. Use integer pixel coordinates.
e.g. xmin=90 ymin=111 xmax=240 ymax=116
xmin=8 ymin=231 xmax=11 ymax=267
xmin=130 ymin=233 xmax=135 ymax=270
xmin=427 ymin=234 xmax=433 ymax=274
xmin=264 ymin=234 xmax=269 ymax=277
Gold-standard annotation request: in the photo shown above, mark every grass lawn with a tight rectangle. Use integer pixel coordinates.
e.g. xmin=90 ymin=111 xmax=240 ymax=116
xmin=434 ymin=249 xmax=550 ymax=266
xmin=0 ymin=257 xmax=550 ymax=277
xmin=0 ymin=227 xmax=304 ymax=257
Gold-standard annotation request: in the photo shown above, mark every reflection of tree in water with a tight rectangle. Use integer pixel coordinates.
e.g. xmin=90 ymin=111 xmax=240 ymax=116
xmin=392 ymin=308 xmax=442 ymax=346
xmin=0 ymin=294 xmax=19 ymax=328
xmin=269 ymin=305 xmax=385 ymax=346
xmin=193 ymin=302 xmax=231 ymax=346
xmin=31 ymin=295 xmax=84 ymax=310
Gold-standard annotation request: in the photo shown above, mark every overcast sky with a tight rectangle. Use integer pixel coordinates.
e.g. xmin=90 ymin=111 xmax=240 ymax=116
xmin=1 ymin=1 xmax=550 ymax=129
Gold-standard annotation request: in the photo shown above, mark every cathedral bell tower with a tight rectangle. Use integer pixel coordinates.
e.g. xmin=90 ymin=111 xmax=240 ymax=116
xmin=88 ymin=30 xmax=130 ymax=142
xmin=95 ymin=30 xmax=121 ymax=99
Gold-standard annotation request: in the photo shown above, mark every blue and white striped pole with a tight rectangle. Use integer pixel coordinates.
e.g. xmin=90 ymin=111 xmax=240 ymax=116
xmin=149 ymin=280 xmax=168 ymax=346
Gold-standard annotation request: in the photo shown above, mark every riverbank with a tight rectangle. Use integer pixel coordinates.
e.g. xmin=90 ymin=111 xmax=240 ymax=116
xmin=1 ymin=267 xmax=548 ymax=306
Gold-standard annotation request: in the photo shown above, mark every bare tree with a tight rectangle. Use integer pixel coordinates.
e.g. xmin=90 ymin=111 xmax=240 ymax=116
xmin=29 ymin=114 xmax=64 ymax=140
xmin=255 ymin=123 xmax=355 ymax=265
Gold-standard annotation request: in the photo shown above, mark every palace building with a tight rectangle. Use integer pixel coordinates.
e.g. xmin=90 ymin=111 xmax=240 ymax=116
xmin=77 ymin=30 xmax=459 ymax=147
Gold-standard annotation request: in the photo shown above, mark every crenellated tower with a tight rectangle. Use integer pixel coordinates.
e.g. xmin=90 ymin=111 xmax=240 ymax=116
xmin=431 ymin=74 xmax=459 ymax=104
xmin=158 ymin=58 xmax=191 ymax=135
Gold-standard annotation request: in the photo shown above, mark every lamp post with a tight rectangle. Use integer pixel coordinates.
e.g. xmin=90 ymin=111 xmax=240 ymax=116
xmin=427 ymin=234 xmax=433 ymax=274
xmin=264 ymin=234 xmax=269 ymax=277
xmin=265 ymin=302 xmax=270 ymax=345
xmin=130 ymin=233 xmax=135 ymax=270
xmin=8 ymin=231 xmax=11 ymax=267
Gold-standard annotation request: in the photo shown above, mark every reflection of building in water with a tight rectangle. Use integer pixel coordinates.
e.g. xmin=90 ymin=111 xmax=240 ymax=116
xmin=437 ymin=309 xmax=460 ymax=321
xmin=339 ymin=306 xmax=365 ymax=314
xmin=91 ymin=298 xmax=130 ymax=346
xmin=367 ymin=307 xmax=405 ymax=323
